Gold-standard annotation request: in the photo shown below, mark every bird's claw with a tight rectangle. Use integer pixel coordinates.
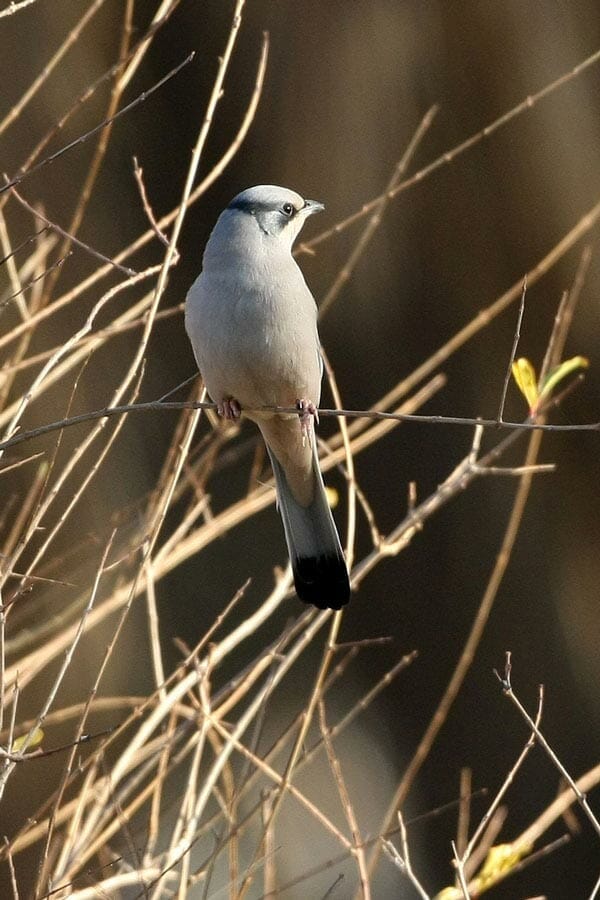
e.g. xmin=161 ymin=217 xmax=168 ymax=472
xmin=296 ymin=398 xmax=318 ymax=446
xmin=217 ymin=398 xmax=242 ymax=420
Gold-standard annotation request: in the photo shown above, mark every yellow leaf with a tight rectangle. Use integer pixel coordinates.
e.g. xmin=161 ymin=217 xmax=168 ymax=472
xmin=479 ymin=842 xmax=530 ymax=885
xmin=435 ymin=841 xmax=534 ymax=898
xmin=11 ymin=727 xmax=44 ymax=754
xmin=325 ymin=486 xmax=339 ymax=509
xmin=511 ymin=358 xmax=539 ymax=411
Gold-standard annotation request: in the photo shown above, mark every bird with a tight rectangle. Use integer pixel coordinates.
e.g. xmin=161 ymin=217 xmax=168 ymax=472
xmin=185 ymin=185 xmax=350 ymax=610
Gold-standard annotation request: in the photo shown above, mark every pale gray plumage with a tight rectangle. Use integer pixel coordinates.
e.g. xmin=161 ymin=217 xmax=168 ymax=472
xmin=185 ymin=185 xmax=350 ymax=609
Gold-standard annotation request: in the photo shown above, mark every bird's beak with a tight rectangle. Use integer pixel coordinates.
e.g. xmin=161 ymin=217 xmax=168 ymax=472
xmin=303 ymin=198 xmax=325 ymax=216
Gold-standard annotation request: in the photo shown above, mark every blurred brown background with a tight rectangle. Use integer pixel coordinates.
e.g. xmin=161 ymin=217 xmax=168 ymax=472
xmin=2 ymin=0 xmax=600 ymax=896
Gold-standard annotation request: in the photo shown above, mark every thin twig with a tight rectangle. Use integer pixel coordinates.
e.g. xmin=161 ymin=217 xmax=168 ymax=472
xmin=452 ymin=840 xmax=470 ymax=899
xmin=318 ymin=700 xmax=371 ymax=899
xmin=3 ymin=836 xmax=18 ymax=900
xmin=0 ymin=0 xmax=40 ymax=17
xmin=363 ymin=355 xmax=561 ymax=884
xmin=15 ymin=2 xmax=181 ymax=180
xmin=497 ymin=276 xmax=527 ymax=421
xmin=462 ymin=808 xmax=507 ymax=885
xmin=237 ymin=603 xmax=345 ymax=900
xmin=0 ymin=225 xmax=48 ymax=267
xmin=381 ymin=812 xmax=430 ymax=899
xmin=0 ymin=387 xmax=596 ymax=456
xmin=0 ymin=0 xmax=108 ymax=138
xmin=133 ymin=157 xmax=171 ymax=248
xmin=541 ymin=245 xmax=593 ymax=383
xmin=297 ymin=47 xmax=600 ymax=256
xmin=0 ymin=53 xmax=195 ymax=195
xmin=0 ymin=728 xmax=113 ymax=762
xmin=461 ymin=681 xmax=543 ymax=873
xmin=588 ymin=867 xmax=600 ymax=900
xmin=39 ymin=0 xmax=137 ymax=304
xmin=319 ymin=104 xmax=438 ymax=317
xmin=322 ymin=349 xmax=357 ymax=570
xmin=0 ymin=451 xmax=44 ymax=475
xmin=456 ymin=769 xmax=472 ymax=861
xmin=496 ymin=653 xmax=600 ymax=841
xmin=0 ymin=532 xmax=114 ymax=799
xmin=0 ymin=252 xmax=72 ymax=310
xmin=9 ymin=187 xmax=135 ymax=276
xmin=362 ymin=252 xmax=589 ymax=885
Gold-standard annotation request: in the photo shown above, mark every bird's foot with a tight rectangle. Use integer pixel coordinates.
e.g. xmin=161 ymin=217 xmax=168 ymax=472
xmin=217 ymin=397 xmax=242 ymax=420
xmin=296 ymin=398 xmax=319 ymax=446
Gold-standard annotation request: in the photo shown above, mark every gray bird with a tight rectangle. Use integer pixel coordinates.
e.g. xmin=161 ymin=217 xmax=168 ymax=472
xmin=185 ymin=185 xmax=350 ymax=609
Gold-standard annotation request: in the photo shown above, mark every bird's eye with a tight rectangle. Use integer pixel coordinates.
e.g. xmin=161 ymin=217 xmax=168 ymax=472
xmin=281 ymin=202 xmax=295 ymax=217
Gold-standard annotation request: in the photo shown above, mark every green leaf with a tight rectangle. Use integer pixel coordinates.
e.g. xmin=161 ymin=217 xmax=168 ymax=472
xmin=538 ymin=355 xmax=589 ymax=403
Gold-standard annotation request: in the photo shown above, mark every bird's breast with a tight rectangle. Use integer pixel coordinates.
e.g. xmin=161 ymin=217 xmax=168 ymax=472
xmin=186 ymin=266 xmax=321 ymax=412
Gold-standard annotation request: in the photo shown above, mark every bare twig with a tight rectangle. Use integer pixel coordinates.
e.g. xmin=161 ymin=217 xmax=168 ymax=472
xmin=452 ymin=840 xmax=470 ymax=899
xmin=0 ymin=225 xmax=48 ymax=267
xmin=0 ymin=53 xmax=195 ymax=195
xmin=319 ymin=105 xmax=438 ymax=317
xmin=0 ymin=387 xmax=596 ymax=456
xmin=0 ymin=252 xmax=72 ymax=310
xmin=3 ymin=836 xmax=18 ymax=900
xmin=363 ymin=266 xmax=582 ymax=883
xmin=133 ymin=157 xmax=171 ymax=248
xmin=497 ymin=276 xmax=527 ymax=421
xmin=9 ymin=188 xmax=134 ymax=275
xmin=0 ymin=728 xmax=113 ymax=762
xmin=456 ymin=769 xmax=472 ymax=861
xmin=0 ymin=0 xmax=40 ymax=17
xmin=318 ymin=700 xmax=371 ymax=899
xmin=381 ymin=812 xmax=430 ymax=899
xmin=460 ymin=680 xmax=543 ymax=874
xmin=0 ymin=532 xmax=114 ymax=799
xmin=496 ymin=653 xmax=600 ymax=841
xmin=297 ymin=47 xmax=600 ymax=256
xmin=0 ymin=0 xmax=108 ymax=137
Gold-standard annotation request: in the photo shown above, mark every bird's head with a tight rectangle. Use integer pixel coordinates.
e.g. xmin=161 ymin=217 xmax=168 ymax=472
xmin=222 ymin=185 xmax=324 ymax=250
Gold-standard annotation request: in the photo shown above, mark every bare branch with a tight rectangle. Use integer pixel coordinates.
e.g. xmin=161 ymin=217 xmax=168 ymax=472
xmin=0 ymin=53 xmax=195 ymax=196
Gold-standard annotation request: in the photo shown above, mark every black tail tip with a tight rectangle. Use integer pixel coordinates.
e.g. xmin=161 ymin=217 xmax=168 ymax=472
xmin=293 ymin=554 xmax=350 ymax=610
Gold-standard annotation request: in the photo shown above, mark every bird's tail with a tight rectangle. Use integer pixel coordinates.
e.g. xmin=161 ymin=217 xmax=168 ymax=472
xmin=266 ymin=443 xmax=350 ymax=610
